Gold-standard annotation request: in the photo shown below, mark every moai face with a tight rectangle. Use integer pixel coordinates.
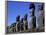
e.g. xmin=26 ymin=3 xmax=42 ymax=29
xmin=29 ymin=8 xmax=34 ymax=16
xmin=38 ymin=3 xmax=44 ymax=16
xmin=39 ymin=10 xmax=43 ymax=16
xmin=38 ymin=3 xmax=44 ymax=10
xmin=16 ymin=15 xmax=20 ymax=24
xmin=29 ymin=3 xmax=35 ymax=17
xmin=23 ymin=14 xmax=27 ymax=24
xmin=24 ymin=14 xmax=27 ymax=20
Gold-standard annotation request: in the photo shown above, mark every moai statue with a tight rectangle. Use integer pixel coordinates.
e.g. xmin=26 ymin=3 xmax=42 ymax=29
xmin=20 ymin=18 xmax=24 ymax=32
xmin=38 ymin=3 xmax=44 ymax=32
xmin=9 ymin=23 xmax=15 ymax=33
xmin=9 ymin=23 xmax=16 ymax=33
xmin=23 ymin=14 xmax=28 ymax=32
xmin=7 ymin=26 xmax=10 ymax=33
xmin=16 ymin=15 xmax=20 ymax=32
xmin=12 ymin=23 xmax=16 ymax=32
xmin=29 ymin=3 xmax=36 ymax=32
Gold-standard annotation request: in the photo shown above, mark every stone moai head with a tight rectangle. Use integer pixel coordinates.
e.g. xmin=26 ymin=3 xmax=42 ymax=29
xmin=29 ymin=3 xmax=35 ymax=16
xmin=38 ymin=3 xmax=44 ymax=10
xmin=24 ymin=14 xmax=27 ymax=21
xmin=38 ymin=3 xmax=44 ymax=16
xmin=16 ymin=15 xmax=20 ymax=21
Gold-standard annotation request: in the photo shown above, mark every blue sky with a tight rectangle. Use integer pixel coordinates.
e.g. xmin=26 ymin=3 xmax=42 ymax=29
xmin=7 ymin=1 xmax=38 ymax=28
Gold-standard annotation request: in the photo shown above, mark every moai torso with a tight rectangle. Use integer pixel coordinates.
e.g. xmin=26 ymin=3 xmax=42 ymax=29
xmin=23 ymin=20 xmax=28 ymax=30
xmin=38 ymin=15 xmax=44 ymax=32
xmin=38 ymin=16 xmax=44 ymax=29
xmin=30 ymin=16 xmax=36 ymax=29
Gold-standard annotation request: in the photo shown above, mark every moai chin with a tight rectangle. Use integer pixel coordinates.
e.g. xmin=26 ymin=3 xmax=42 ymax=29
xmin=29 ymin=3 xmax=36 ymax=32
xmin=38 ymin=3 xmax=44 ymax=32
xmin=16 ymin=15 xmax=20 ymax=32
xmin=23 ymin=14 xmax=28 ymax=32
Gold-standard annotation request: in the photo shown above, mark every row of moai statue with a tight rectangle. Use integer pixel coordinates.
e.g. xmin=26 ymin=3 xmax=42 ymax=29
xmin=7 ymin=3 xmax=44 ymax=33
xmin=7 ymin=14 xmax=28 ymax=33
xmin=29 ymin=3 xmax=44 ymax=32
xmin=15 ymin=14 xmax=28 ymax=32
